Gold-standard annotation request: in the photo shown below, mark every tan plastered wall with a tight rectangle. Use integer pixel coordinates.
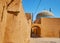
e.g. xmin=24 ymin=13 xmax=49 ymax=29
xmin=0 ymin=0 xmax=7 ymax=43
xmin=0 ymin=0 xmax=30 ymax=43
xmin=41 ymin=18 xmax=60 ymax=38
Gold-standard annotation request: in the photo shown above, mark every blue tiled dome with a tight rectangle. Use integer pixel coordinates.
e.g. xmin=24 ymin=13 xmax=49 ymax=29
xmin=36 ymin=10 xmax=54 ymax=19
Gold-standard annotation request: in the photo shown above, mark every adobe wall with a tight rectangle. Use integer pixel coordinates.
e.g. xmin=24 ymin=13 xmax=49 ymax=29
xmin=0 ymin=0 xmax=7 ymax=43
xmin=0 ymin=0 xmax=30 ymax=43
xmin=4 ymin=0 xmax=31 ymax=43
xmin=41 ymin=18 xmax=60 ymax=38
xmin=25 ymin=13 xmax=32 ymax=28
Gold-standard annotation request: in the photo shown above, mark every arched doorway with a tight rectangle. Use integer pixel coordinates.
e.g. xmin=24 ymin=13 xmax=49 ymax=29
xmin=59 ymin=31 xmax=60 ymax=38
xmin=31 ymin=26 xmax=41 ymax=38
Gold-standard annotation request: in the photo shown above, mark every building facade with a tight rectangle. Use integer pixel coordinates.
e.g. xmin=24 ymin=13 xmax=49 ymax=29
xmin=31 ymin=10 xmax=60 ymax=38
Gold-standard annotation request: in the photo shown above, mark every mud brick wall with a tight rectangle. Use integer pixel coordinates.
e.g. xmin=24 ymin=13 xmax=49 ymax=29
xmin=0 ymin=0 xmax=30 ymax=43
xmin=41 ymin=18 xmax=60 ymax=38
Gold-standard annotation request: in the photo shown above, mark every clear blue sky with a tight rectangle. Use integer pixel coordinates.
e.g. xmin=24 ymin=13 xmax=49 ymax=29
xmin=22 ymin=0 xmax=60 ymax=20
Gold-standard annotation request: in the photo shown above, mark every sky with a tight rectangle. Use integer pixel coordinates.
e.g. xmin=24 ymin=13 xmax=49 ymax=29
xmin=22 ymin=0 xmax=60 ymax=20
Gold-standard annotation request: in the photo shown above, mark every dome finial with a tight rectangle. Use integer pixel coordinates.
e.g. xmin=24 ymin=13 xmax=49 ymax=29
xmin=49 ymin=8 xmax=52 ymax=12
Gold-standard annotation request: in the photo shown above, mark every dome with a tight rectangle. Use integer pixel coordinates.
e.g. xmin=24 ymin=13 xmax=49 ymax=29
xmin=36 ymin=10 xmax=54 ymax=19
xmin=39 ymin=10 xmax=54 ymax=16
